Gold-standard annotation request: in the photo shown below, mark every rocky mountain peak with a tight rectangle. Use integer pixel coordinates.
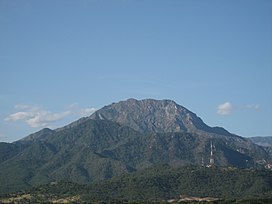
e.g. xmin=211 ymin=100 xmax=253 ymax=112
xmin=19 ymin=128 xmax=54 ymax=143
xmin=90 ymin=98 xmax=231 ymax=136
xmin=1 ymin=98 xmax=270 ymax=195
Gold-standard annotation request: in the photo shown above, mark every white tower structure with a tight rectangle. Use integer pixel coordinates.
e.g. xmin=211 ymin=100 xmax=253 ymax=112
xmin=209 ymin=141 xmax=215 ymax=166
xmin=201 ymin=157 xmax=204 ymax=167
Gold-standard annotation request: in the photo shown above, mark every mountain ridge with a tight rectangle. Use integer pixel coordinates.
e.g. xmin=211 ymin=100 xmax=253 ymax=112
xmin=19 ymin=98 xmax=234 ymax=143
xmin=90 ymin=98 xmax=233 ymax=137
xmin=0 ymin=98 xmax=271 ymax=194
xmin=250 ymin=136 xmax=272 ymax=147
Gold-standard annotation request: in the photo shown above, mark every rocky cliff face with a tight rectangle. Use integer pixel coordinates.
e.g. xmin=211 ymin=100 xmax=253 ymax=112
xmin=0 ymin=98 xmax=270 ymax=195
xmin=90 ymin=98 xmax=231 ymax=136
xmin=89 ymin=98 xmax=269 ymax=164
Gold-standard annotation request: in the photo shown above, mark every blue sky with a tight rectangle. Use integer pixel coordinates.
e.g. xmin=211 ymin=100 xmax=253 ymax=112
xmin=1 ymin=0 xmax=272 ymax=142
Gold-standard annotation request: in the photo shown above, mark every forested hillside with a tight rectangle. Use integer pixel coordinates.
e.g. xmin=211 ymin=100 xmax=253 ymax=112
xmin=1 ymin=166 xmax=272 ymax=203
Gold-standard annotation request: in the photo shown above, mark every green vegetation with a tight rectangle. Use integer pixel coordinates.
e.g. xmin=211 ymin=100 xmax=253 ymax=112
xmin=0 ymin=118 xmax=271 ymax=195
xmin=1 ymin=99 xmax=272 ymax=202
xmin=1 ymin=166 xmax=271 ymax=203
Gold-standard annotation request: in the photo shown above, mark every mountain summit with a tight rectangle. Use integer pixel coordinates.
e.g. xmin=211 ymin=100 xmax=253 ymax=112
xmin=90 ymin=98 xmax=231 ymax=136
xmin=0 ymin=98 xmax=271 ymax=194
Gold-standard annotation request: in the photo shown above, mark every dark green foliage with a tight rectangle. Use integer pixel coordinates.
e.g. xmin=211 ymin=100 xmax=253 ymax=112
xmin=0 ymin=142 xmax=27 ymax=163
xmin=18 ymin=128 xmax=54 ymax=143
xmin=1 ymin=99 xmax=271 ymax=197
xmin=84 ymin=166 xmax=272 ymax=202
xmin=0 ymin=118 xmax=271 ymax=195
xmin=1 ymin=166 xmax=271 ymax=203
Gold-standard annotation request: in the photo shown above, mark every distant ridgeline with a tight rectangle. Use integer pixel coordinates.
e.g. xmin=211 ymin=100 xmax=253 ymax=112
xmin=0 ymin=98 xmax=271 ymax=197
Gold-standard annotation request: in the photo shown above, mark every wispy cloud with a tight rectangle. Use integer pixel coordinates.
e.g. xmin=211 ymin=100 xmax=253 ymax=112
xmin=65 ymin=103 xmax=97 ymax=117
xmin=26 ymin=111 xmax=71 ymax=128
xmin=5 ymin=107 xmax=71 ymax=128
xmin=6 ymin=111 xmax=31 ymax=121
xmin=216 ymin=102 xmax=233 ymax=116
xmin=245 ymin=104 xmax=260 ymax=110
xmin=5 ymin=104 xmax=97 ymax=128
xmin=14 ymin=104 xmax=30 ymax=110
xmin=80 ymin=108 xmax=97 ymax=117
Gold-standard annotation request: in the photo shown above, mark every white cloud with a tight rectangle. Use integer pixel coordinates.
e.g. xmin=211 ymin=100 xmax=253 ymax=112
xmin=216 ymin=102 xmax=233 ymax=116
xmin=5 ymin=104 xmax=97 ymax=128
xmin=66 ymin=103 xmax=78 ymax=110
xmin=65 ymin=103 xmax=96 ymax=117
xmin=25 ymin=110 xmax=71 ymax=128
xmin=80 ymin=108 xmax=97 ymax=117
xmin=5 ymin=111 xmax=33 ymax=121
xmin=246 ymin=104 xmax=260 ymax=110
xmin=5 ymin=106 xmax=71 ymax=128
xmin=14 ymin=104 xmax=30 ymax=110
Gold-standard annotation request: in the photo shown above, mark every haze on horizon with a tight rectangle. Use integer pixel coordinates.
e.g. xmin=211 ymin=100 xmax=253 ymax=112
xmin=1 ymin=0 xmax=271 ymax=142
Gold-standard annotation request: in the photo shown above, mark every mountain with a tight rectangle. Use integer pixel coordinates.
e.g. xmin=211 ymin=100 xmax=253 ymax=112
xmin=0 ymin=142 xmax=26 ymax=163
xmin=250 ymin=136 xmax=272 ymax=159
xmin=90 ymin=98 xmax=232 ymax=136
xmin=89 ymin=98 xmax=270 ymax=164
xmin=19 ymin=128 xmax=55 ymax=143
xmin=0 ymin=119 xmax=140 ymax=194
xmin=0 ymin=98 xmax=271 ymax=195
xmin=250 ymin=136 xmax=272 ymax=147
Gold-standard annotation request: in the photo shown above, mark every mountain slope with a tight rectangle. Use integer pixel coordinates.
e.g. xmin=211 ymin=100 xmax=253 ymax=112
xmin=250 ymin=136 xmax=272 ymax=147
xmin=90 ymin=98 xmax=232 ymax=136
xmin=0 ymin=119 xmax=140 ymax=194
xmin=2 ymin=166 xmax=272 ymax=203
xmin=0 ymin=142 xmax=27 ymax=163
xmin=19 ymin=128 xmax=55 ymax=143
xmin=250 ymin=136 xmax=272 ymax=159
xmin=0 ymin=98 xmax=271 ymax=195
xmin=1 ymin=118 xmax=266 ymax=194
xmin=89 ymin=99 xmax=270 ymax=164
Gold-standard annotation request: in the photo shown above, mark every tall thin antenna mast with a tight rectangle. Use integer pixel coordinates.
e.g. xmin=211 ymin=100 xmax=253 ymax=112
xmin=209 ymin=141 xmax=214 ymax=166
